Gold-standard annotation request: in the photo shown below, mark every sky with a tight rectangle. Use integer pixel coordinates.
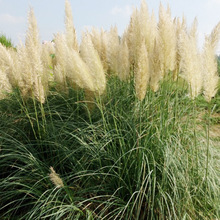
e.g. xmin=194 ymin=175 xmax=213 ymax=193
xmin=0 ymin=0 xmax=220 ymax=53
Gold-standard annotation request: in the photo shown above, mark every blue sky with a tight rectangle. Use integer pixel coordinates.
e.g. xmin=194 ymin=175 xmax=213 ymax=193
xmin=0 ymin=0 xmax=220 ymax=53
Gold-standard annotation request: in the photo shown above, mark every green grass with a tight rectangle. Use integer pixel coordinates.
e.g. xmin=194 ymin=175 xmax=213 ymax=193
xmin=0 ymin=34 xmax=14 ymax=48
xmin=0 ymin=76 xmax=219 ymax=219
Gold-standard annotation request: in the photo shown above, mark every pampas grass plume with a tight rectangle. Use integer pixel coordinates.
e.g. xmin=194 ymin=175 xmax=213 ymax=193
xmin=90 ymin=28 xmax=108 ymax=72
xmin=65 ymin=0 xmax=79 ymax=51
xmin=210 ymin=21 xmax=220 ymax=51
xmin=23 ymin=8 xmax=46 ymax=103
xmin=150 ymin=39 xmax=163 ymax=92
xmin=80 ymin=32 xmax=106 ymax=95
xmin=66 ymin=47 xmax=95 ymax=92
xmin=53 ymin=33 xmax=69 ymax=93
xmin=179 ymin=26 xmax=203 ymax=98
xmin=106 ymin=26 xmax=120 ymax=75
xmin=158 ymin=3 xmax=176 ymax=75
xmin=118 ymin=39 xmax=130 ymax=81
xmin=202 ymin=22 xmax=220 ymax=101
xmin=0 ymin=68 xmax=12 ymax=99
xmin=0 ymin=43 xmax=18 ymax=87
xmin=135 ymin=41 xmax=150 ymax=100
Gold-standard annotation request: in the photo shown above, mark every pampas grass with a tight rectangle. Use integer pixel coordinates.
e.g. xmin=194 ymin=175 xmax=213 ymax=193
xmin=0 ymin=68 xmax=12 ymax=99
xmin=5 ymin=8 xmax=47 ymax=103
xmin=118 ymin=39 xmax=130 ymax=81
xmin=150 ymin=39 xmax=163 ymax=92
xmin=0 ymin=43 xmax=17 ymax=88
xmin=66 ymin=46 xmax=95 ymax=92
xmin=135 ymin=41 xmax=150 ymax=100
xmin=125 ymin=8 xmax=141 ymax=70
xmin=158 ymin=3 xmax=176 ymax=76
xmin=90 ymin=28 xmax=108 ymax=72
xmin=80 ymin=33 xmax=106 ymax=95
xmin=179 ymin=21 xmax=203 ymax=98
xmin=106 ymin=26 xmax=120 ymax=75
xmin=65 ymin=0 xmax=78 ymax=51
xmin=0 ymin=0 xmax=219 ymax=102
xmin=0 ymin=1 xmax=220 ymax=219
xmin=202 ymin=22 xmax=220 ymax=101
xmin=53 ymin=33 xmax=68 ymax=93
xmin=41 ymin=41 xmax=55 ymax=80
xmin=21 ymin=8 xmax=46 ymax=103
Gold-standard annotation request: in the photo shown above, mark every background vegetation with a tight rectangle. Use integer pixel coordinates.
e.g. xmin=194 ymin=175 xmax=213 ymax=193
xmin=0 ymin=34 xmax=14 ymax=48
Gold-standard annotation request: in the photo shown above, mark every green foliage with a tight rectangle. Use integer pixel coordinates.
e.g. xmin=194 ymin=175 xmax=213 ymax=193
xmin=0 ymin=78 xmax=219 ymax=219
xmin=0 ymin=34 xmax=14 ymax=48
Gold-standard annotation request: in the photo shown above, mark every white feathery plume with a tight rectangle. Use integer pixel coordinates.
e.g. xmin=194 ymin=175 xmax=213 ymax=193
xmin=179 ymin=22 xmax=203 ymax=99
xmin=18 ymin=8 xmax=46 ymax=103
xmin=65 ymin=0 xmax=78 ymax=51
xmin=135 ymin=41 xmax=150 ymax=100
xmin=158 ymin=3 xmax=176 ymax=76
xmin=106 ymin=26 xmax=120 ymax=75
xmin=202 ymin=22 xmax=220 ymax=101
xmin=80 ymin=32 xmax=106 ymax=95
xmin=0 ymin=43 xmax=18 ymax=87
xmin=0 ymin=68 xmax=12 ymax=100
xmin=118 ymin=39 xmax=130 ymax=81
xmin=150 ymin=39 xmax=163 ymax=92
xmin=53 ymin=33 xmax=68 ymax=93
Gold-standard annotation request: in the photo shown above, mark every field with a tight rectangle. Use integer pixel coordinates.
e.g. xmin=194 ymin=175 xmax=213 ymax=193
xmin=0 ymin=0 xmax=220 ymax=219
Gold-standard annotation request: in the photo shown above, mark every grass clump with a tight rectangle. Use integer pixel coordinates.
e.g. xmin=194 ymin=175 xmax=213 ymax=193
xmin=0 ymin=77 xmax=219 ymax=219
xmin=0 ymin=0 xmax=220 ymax=219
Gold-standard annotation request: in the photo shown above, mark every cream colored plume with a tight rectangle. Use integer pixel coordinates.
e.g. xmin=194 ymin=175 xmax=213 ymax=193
xmin=16 ymin=43 xmax=31 ymax=97
xmin=54 ymin=32 xmax=95 ymax=93
xmin=53 ymin=33 xmax=68 ymax=93
xmin=41 ymin=41 xmax=55 ymax=82
xmin=100 ymin=29 xmax=108 ymax=72
xmin=150 ymin=39 xmax=163 ymax=92
xmin=158 ymin=3 xmax=176 ymax=76
xmin=189 ymin=18 xmax=198 ymax=42
xmin=106 ymin=26 xmax=120 ymax=75
xmin=80 ymin=33 xmax=106 ymax=95
xmin=0 ymin=68 xmax=12 ymax=100
xmin=140 ymin=0 xmax=157 ymax=56
xmin=179 ymin=25 xmax=203 ymax=99
xmin=65 ymin=0 xmax=78 ymax=51
xmin=173 ymin=17 xmax=184 ymax=81
xmin=49 ymin=167 xmax=64 ymax=188
xmin=18 ymin=8 xmax=46 ymax=103
xmin=135 ymin=41 xmax=150 ymax=101
xmin=202 ymin=22 xmax=220 ymax=101
xmin=118 ymin=39 xmax=130 ymax=81
xmin=90 ymin=28 xmax=108 ymax=72
xmin=90 ymin=28 xmax=102 ymax=56
xmin=210 ymin=21 xmax=220 ymax=51
xmin=65 ymin=47 xmax=95 ymax=92
xmin=125 ymin=8 xmax=142 ymax=70
xmin=0 ymin=43 xmax=18 ymax=87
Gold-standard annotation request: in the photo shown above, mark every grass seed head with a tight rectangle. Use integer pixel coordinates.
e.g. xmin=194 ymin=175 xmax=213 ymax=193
xmin=49 ymin=167 xmax=64 ymax=188
xmin=65 ymin=0 xmax=79 ymax=51
xmin=135 ymin=41 xmax=150 ymax=100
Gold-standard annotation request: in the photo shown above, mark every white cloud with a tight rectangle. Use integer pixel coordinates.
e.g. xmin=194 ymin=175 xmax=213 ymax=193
xmin=0 ymin=13 xmax=24 ymax=24
xmin=212 ymin=0 xmax=220 ymax=5
xmin=205 ymin=0 xmax=220 ymax=8
xmin=111 ymin=5 xmax=132 ymax=17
